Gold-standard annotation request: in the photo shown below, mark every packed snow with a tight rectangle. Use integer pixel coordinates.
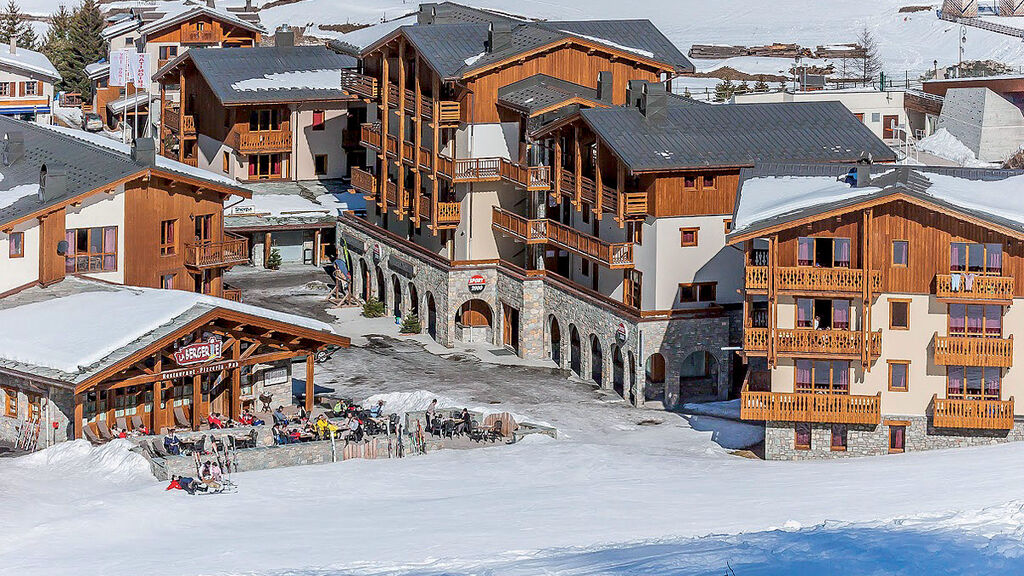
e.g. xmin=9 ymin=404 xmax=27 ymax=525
xmin=732 ymin=175 xmax=879 ymax=232
xmin=917 ymin=127 xmax=995 ymax=168
xmin=559 ymin=30 xmax=655 ymax=58
xmin=0 ymin=184 xmax=38 ymax=212
xmin=231 ymin=69 xmax=345 ymax=92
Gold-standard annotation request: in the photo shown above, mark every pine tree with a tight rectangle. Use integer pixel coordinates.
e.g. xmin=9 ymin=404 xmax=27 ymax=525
xmin=857 ymin=26 xmax=882 ymax=86
xmin=713 ymin=79 xmax=735 ymax=102
xmin=67 ymin=0 xmax=105 ymax=97
xmin=736 ymin=80 xmax=750 ymax=95
xmin=42 ymin=5 xmax=73 ymax=91
xmin=683 ymin=87 xmax=692 ymax=99
xmin=0 ymin=1 xmax=37 ymax=49
xmin=753 ymin=79 xmax=770 ymax=92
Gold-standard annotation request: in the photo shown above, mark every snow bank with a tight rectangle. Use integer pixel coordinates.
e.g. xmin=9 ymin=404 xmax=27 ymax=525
xmin=231 ymin=69 xmax=345 ymax=92
xmin=16 ymin=439 xmax=152 ymax=483
xmin=917 ymin=128 xmax=992 ymax=168
xmin=681 ymin=399 xmax=741 ymax=420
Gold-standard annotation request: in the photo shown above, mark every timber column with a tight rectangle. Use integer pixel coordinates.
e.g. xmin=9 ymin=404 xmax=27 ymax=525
xmin=304 ymin=353 xmax=315 ymax=412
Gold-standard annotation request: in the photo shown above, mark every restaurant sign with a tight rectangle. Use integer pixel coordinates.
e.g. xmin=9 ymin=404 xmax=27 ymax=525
xmin=163 ymin=360 xmax=240 ymax=380
xmin=174 ymin=338 xmax=223 ymax=366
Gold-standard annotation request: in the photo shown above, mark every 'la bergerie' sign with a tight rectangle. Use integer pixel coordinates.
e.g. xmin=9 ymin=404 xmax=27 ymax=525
xmin=174 ymin=338 xmax=223 ymax=366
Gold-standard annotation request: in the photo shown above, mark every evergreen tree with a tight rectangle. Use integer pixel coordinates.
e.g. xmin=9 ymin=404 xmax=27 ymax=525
xmin=683 ymin=87 xmax=692 ymax=99
xmin=736 ymin=80 xmax=750 ymax=95
xmin=857 ymin=26 xmax=882 ymax=86
xmin=42 ymin=5 xmax=73 ymax=91
xmin=713 ymin=79 xmax=735 ymax=102
xmin=67 ymin=0 xmax=105 ymax=97
xmin=753 ymin=79 xmax=770 ymax=92
xmin=0 ymin=1 xmax=37 ymax=50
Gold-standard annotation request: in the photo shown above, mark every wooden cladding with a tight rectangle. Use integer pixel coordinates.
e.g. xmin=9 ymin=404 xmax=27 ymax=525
xmin=935 ymin=274 xmax=1015 ymax=302
xmin=492 ymin=207 xmax=634 ymax=268
xmin=934 ymin=335 xmax=1013 ymax=367
xmin=932 ymin=394 xmax=1014 ymax=429
xmin=740 ymin=388 xmax=881 ymax=425
xmin=184 ymin=235 xmax=248 ymax=269
xmin=745 ymin=328 xmax=881 ymax=358
xmin=745 ymin=266 xmax=882 ymax=294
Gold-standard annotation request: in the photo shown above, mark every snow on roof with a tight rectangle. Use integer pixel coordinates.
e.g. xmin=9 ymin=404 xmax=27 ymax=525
xmin=732 ymin=176 xmax=880 ymax=233
xmin=0 ymin=184 xmax=40 ymax=213
xmin=228 ymin=193 xmax=331 ymax=217
xmin=316 ymin=191 xmax=365 ymax=215
xmin=101 ymin=17 xmax=142 ymax=39
xmin=85 ymin=62 xmax=110 ymax=78
xmin=231 ymin=69 xmax=343 ymax=92
xmin=920 ymin=172 xmax=1024 ymax=228
xmin=0 ymin=42 xmax=60 ymax=81
xmin=559 ymin=30 xmax=654 ymax=58
xmin=0 ymin=284 xmax=336 ymax=374
xmin=137 ymin=2 xmax=264 ymax=35
xmin=40 ymin=124 xmax=243 ymax=189
xmin=106 ymin=92 xmax=157 ymax=114
xmin=324 ymin=14 xmax=414 ymax=50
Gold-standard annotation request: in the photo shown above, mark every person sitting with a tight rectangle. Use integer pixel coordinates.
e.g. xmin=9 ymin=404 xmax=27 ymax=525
xmin=166 ymin=475 xmax=182 ymax=491
xmin=294 ymin=405 xmax=308 ymax=423
xmin=272 ymin=407 xmax=288 ymax=427
xmin=332 ymin=399 xmax=345 ymax=418
xmin=210 ymin=462 xmax=223 ymax=483
xmin=455 ymin=408 xmax=472 ymax=436
xmin=288 ymin=428 xmax=302 ymax=444
xmin=178 ymin=476 xmax=203 ymax=495
xmin=135 ymin=424 xmax=150 ymax=436
xmin=341 ymin=416 xmax=361 ymax=442
xmin=272 ymin=425 xmax=286 ymax=445
xmin=164 ymin=433 xmax=181 ymax=455
xmin=369 ymin=400 xmax=385 ymax=419
xmin=237 ymin=412 xmax=252 ymax=426
xmin=200 ymin=461 xmax=221 ymax=491
xmin=208 ymin=413 xmax=225 ymax=429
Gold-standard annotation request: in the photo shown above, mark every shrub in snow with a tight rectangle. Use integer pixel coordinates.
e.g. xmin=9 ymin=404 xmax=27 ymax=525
xmin=362 ymin=298 xmax=384 ymax=318
xmin=400 ymin=314 xmax=421 ymax=334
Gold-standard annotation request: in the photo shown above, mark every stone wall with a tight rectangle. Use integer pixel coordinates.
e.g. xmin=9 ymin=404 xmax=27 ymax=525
xmin=0 ymin=373 xmax=72 ymax=448
xmin=765 ymin=416 xmax=1024 ymax=460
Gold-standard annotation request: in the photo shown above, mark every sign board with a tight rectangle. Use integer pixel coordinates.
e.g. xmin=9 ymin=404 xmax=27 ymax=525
xmin=343 ymin=235 xmax=365 ymax=254
xmin=173 ymin=337 xmax=223 ymax=366
xmin=230 ymin=205 xmax=256 ymax=215
xmin=108 ymin=49 xmax=152 ymax=87
xmin=615 ymin=322 xmax=628 ymax=342
xmin=468 ymin=274 xmax=486 ymax=293
xmin=372 ymin=243 xmax=383 ymax=262
xmin=390 ymin=257 xmax=416 ymax=279
xmin=163 ymin=360 xmax=239 ymax=380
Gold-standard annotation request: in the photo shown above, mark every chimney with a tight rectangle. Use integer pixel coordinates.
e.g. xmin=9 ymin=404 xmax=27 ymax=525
xmin=274 ymin=26 xmax=294 ymax=47
xmin=3 ymin=131 xmax=23 ymax=165
xmin=625 ymin=79 xmax=645 ymax=108
xmin=639 ymin=81 xmax=667 ymax=123
xmin=417 ymin=3 xmax=437 ymax=25
xmin=132 ymin=137 xmax=157 ymax=166
xmin=39 ymin=164 xmax=67 ymax=203
xmin=245 ymin=0 xmax=253 ymax=11
xmin=855 ymin=152 xmax=873 ymax=187
xmin=487 ymin=20 xmax=512 ymax=53
xmin=9 ymin=36 xmax=15 ymax=55
xmin=206 ymin=0 xmax=215 ymax=7
xmin=596 ymin=71 xmax=614 ymax=104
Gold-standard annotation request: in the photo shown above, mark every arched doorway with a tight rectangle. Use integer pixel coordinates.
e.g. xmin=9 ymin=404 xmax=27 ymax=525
xmin=408 ymin=283 xmax=419 ymax=317
xmin=456 ymin=299 xmax=492 ymax=343
xmin=680 ymin=351 xmax=720 ymax=400
xmin=569 ymin=325 xmax=581 ymax=376
xmin=628 ymin=352 xmax=637 ymax=404
xmin=359 ymin=259 xmax=370 ymax=301
xmin=375 ymin=266 xmax=386 ymax=303
xmin=590 ymin=335 xmax=603 ymax=386
xmin=549 ymin=316 xmax=561 ymax=366
xmin=426 ymin=292 xmax=437 ymax=340
xmin=646 ymin=353 xmax=666 ymax=404
xmin=391 ymin=276 xmax=402 ymax=318
xmin=612 ymin=345 xmax=625 ymax=398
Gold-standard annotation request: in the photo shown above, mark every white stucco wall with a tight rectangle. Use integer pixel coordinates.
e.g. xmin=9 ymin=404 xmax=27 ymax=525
xmin=733 ymin=89 xmax=913 ymax=139
xmin=292 ymin=105 xmax=348 ymax=181
xmin=0 ymin=219 xmax=40 ymax=293
xmin=455 ymin=123 xmax=518 ymax=161
xmin=65 ymin=187 xmax=126 ymax=284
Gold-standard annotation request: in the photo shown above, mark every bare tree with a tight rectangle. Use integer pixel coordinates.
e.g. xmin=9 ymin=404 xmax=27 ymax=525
xmin=857 ymin=26 xmax=882 ymax=86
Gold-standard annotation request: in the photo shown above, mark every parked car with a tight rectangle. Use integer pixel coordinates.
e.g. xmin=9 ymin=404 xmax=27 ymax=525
xmin=81 ymin=112 xmax=102 ymax=132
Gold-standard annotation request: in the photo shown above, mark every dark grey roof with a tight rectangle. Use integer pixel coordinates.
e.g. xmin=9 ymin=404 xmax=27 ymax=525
xmin=0 ymin=116 xmax=250 ymax=228
xmin=174 ymin=45 xmax=357 ymax=105
xmin=730 ymin=163 xmax=1024 ymax=239
xmin=497 ymin=74 xmax=600 ymax=114
xmin=544 ymin=20 xmax=693 ymax=72
xmin=579 ymin=100 xmax=897 ymax=172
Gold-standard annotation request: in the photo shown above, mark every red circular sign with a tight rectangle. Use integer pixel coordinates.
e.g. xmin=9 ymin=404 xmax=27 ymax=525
xmin=468 ymin=274 xmax=486 ymax=293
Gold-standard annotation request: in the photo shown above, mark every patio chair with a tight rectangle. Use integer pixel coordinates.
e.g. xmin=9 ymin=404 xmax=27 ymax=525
xmin=152 ymin=438 xmax=172 ymax=458
xmin=193 ymin=435 xmax=207 ymax=455
xmin=83 ymin=426 xmax=105 ymax=445
xmin=131 ymin=415 xmax=145 ymax=431
xmin=115 ymin=416 xmax=129 ymax=432
xmin=173 ymin=407 xmax=191 ymax=430
xmin=96 ymin=420 xmax=115 ymax=441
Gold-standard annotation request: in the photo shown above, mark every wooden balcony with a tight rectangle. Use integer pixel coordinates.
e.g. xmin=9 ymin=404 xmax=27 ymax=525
xmin=741 ymin=388 xmax=881 ymax=425
xmin=181 ymin=28 xmax=219 ymax=44
xmin=745 ymin=266 xmax=882 ymax=294
xmin=453 ymin=157 xmax=550 ymax=190
xmin=181 ymin=114 xmax=195 ymax=136
xmin=231 ymin=129 xmax=292 ymax=154
xmin=436 ymin=201 xmax=461 ymax=225
xmin=492 ymin=207 xmax=634 ymax=268
xmin=558 ymin=169 xmax=646 ymax=219
xmin=932 ymin=394 xmax=1014 ymax=429
xmin=350 ymin=167 xmax=376 ymax=196
xmin=437 ymin=101 xmax=461 ymax=124
xmin=163 ymin=108 xmax=180 ymax=132
xmin=222 ymin=285 xmax=242 ymax=302
xmin=935 ymin=274 xmax=1015 ymax=303
xmin=385 ymin=180 xmax=400 ymax=207
xmin=181 ymin=156 xmax=198 ymax=167
xmin=339 ymin=70 xmax=379 ymax=99
xmin=744 ymin=327 xmax=882 ymax=359
xmin=184 ymin=235 xmax=249 ymax=269
xmin=934 ymin=334 xmax=1013 ymax=367
xmin=622 ymin=192 xmax=647 ymax=217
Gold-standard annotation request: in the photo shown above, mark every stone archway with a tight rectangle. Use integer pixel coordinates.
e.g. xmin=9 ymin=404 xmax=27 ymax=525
xmin=590 ymin=335 xmax=603 ymax=386
xmin=391 ymin=275 xmax=402 ymax=318
xmin=646 ymin=353 xmax=666 ymax=404
xmin=408 ymin=282 xmax=419 ymax=317
xmin=549 ymin=315 xmax=561 ymax=366
xmin=612 ymin=345 xmax=625 ymax=398
xmin=569 ymin=324 xmax=581 ymax=376
xmin=375 ymin=266 xmax=386 ymax=304
xmin=628 ymin=351 xmax=637 ymax=405
xmin=426 ymin=292 xmax=437 ymax=340
xmin=359 ymin=259 xmax=370 ymax=302
xmin=679 ymin=350 xmax=720 ymax=401
xmin=456 ymin=299 xmax=493 ymax=344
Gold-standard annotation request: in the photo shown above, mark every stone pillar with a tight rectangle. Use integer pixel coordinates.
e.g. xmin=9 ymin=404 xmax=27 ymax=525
xmin=519 ymin=277 xmax=546 ymax=360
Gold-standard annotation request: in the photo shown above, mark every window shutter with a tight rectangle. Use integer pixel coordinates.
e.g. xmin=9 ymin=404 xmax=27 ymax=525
xmin=36 ymin=81 xmax=42 ymax=96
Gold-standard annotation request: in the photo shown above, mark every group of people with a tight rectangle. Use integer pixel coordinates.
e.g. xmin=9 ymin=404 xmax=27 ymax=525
xmin=166 ymin=460 xmax=225 ymax=495
xmin=109 ymin=424 xmax=150 ymax=438
xmin=424 ymin=400 xmax=474 ymax=436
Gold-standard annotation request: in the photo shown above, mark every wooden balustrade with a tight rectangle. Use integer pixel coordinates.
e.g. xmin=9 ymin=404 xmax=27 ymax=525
xmin=181 ymin=157 xmax=198 ymax=167
xmin=340 ymin=70 xmax=379 ymax=99
xmin=935 ymin=274 xmax=1015 ymax=302
xmin=744 ymin=327 xmax=881 ymax=358
xmin=740 ymin=388 xmax=881 ymax=424
xmin=492 ymin=207 xmax=546 ymax=242
xmin=163 ymin=108 xmax=180 ymax=131
xmin=360 ymin=123 xmax=382 ymax=148
xmin=528 ymin=166 xmax=551 ymax=191
xmin=436 ymin=202 xmax=461 ymax=225
xmin=454 ymin=157 xmax=502 ymax=181
xmin=437 ymin=101 xmax=461 ymax=124
xmin=492 ymin=207 xmax=634 ymax=268
xmin=181 ymin=28 xmax=218 ymax=43
xmin=934 ymin=335 xmax=1013 ymax=367
xmin=932 ymin=394 xmax=1014 ymax=429
xmin=232 ymin=129 xmax=291 ymax=154
xmin=181 ymin=114 xmax=195 ymax=135
xmin=385 ymin=180 xmax=399 ymax=207
xmin=350 ymin=167 xmax=376 ymax=195
xmin=745 ymin=266 xmax=769 ymax=290
xmin=184 ymin=236 xmax=249 ymax=269
xmin=623 ymin=192 xmax=647 ymax=217
xmin=222 ymin=286 xmax=242 ymax=302
xmin=745 ymin=266 xmax=881 ymax=293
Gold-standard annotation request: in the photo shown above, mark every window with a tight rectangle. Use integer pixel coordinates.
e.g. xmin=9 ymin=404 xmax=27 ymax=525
xmin=679 ymin=282 xmax=716 ymax=303
xmin=798 ymin=236 xmax=851 ymax=268
xmin=949 ymin=304 xmax=1002 ymax=337
xmin=888 ymin=360 xmax=909 ymax=391
xmin=796 ymin=298 xmax=851 ymax=330
xmin=854 ymin=112 xmax=865 ymax=122
xmin=889 ymin=299 xmax=910 ymax=330
xmin=249 ymin=109 xmax=282 ymax=132
xmin=680 ymin=227 xmax=699 ymax=247
xmin=2 ymin=387 xmax=16 ymax=418
xmin=871 ymin=112 xmax=881 ymax=123
xmin=158 ymin=45 xmax=178 ymax=60
xmin=0 ymin=82 xmax=9 ymax=96
xmin=950 ymin=242 xmax=1002 ymax=274
xmin=947 ymin=366 xmax=1001 ymax=400
xmin=314 ymin=154 xmax=328 ymax=176
xmin=222 ymin=151 xmax=230 ymax=173
xmin=8 ymin=231 xmax=23 ymax=258
xmin=723 ymin=218 xmax=732 ymax=233
xmin=312 ymin=110 xmax=325 ymax=130
xmin=888 ymin=424 xmax=906 ymax=453
xmin=892 ymin=240 xmax=908 ymax=267
xmin=795 ymin=360 xmax=850 ymax=393
xmin=831 ymin=424 xmax=847 ymax=451
xmin=161 ymin=274 xmax=175 ymax=290
xmin=683 ymin=175 xmax=697 ymax=190
xmin=581 ymin=202 xmax=591 ymax=224
xmin=194 ymin=214 xmax=213 ymax=243
xmin=795 ymin=423 xmax=811 ymax=450
xmin=26 ymin=393 xmax=40 ymax=422
xmin=702 ymin=175 xmax=715 ymax=189
xmin=159 ymin=220 xmax=176 ymax=256
xmin=64 ymin=226 xmax=117 ymax=273
xmin=626 ymin=221 xmax=643 ymax=245
xmin=248 ymin=153 xmax=284 ymax=179
xmin=23 ymin=81 xmax=37 ymax=96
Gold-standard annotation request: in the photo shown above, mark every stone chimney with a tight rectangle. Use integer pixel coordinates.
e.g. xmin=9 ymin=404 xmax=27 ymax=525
xmin=39 ymin=163 xmax=67 ymax=203
xmin=9 ymin=36 xmax=15 ymax=55
xmin=274 ymin=26 xmax=294 ymax=47
xmin=418 ymin=3 xmax=437 ymax=25
xmin=206 ymin=0 xmax=215 ymax=8
xmin=132 ymin=137 xmax=157 ymax=166
xmin=639 ymin=81 xmax=667 ymax=123
xmin=597 ymin=71 xmax=614 ymax=104
xmin=625 ymin=79 xmax=646 ymax=109
xmin=3 ymin=131 xmax=23 ymax=166
xmin=488 ymin=20 xmax=512 ymax=53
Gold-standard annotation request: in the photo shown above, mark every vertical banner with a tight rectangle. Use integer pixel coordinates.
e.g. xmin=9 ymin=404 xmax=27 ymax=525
xmin=108 ymin=49 xmax=134 ymax=87
xmin=132 ymin=52 xmax=152 ymax=88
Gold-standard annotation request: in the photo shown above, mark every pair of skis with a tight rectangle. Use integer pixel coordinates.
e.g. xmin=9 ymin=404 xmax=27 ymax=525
xmin=16 ymin=419 xmax=40 ymax=452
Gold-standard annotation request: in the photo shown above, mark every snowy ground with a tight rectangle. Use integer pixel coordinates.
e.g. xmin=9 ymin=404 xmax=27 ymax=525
xmin=4 ymin=265 xmax=1024 ymax=574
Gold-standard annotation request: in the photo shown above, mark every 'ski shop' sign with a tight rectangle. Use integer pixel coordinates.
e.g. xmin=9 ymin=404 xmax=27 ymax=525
xmin=173 ymin=338 xmax=224 ymax=366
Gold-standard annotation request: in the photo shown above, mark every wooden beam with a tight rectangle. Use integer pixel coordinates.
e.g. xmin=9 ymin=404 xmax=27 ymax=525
xmin=379 ymin=49 xmax=390 ymax=208
xmin=230 ymin=340 xmax=241 ymax=420
xmin=396 ymin=37 xmax=407 ymax=218
xmin=553 ymin=132 xmax=562 ymax=201
xmin=413 ymin=50 xmax=422 ymax=226
xmin=153 ymin=380 xmax=164 ymax=434
xmin=594 ymin=138 xmax=603 ymax=219
xmin=573 ymin=125 xmax=582 ymax=208
xmin=191 ymin=373 xmax=201 ymax=430
xmin=305 ymin=353 xmax=315 ymax=412
xmin=92 ymin=349 xmax=301 ymax=392
xmin=73 ymin=394 xmax=82 ymax=440
xmin=616 ymin=159 xmax=625 ymax=228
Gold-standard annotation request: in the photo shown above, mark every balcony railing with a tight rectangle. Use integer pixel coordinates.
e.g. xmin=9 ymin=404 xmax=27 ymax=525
xmin=350 ymin=167 xmax=376 ymax=196
xmin=339 ymin=70 xmax=379 ymax=99
xmin=222 ymin=285 xmax=242 ymax=302
xmin=163 ymin=108 xmax=180 ymax=131
xmin=436 ymin=201 xmax=461 ymax=225
xmin=181 ymin=156 xmax=198 ymax=167
xmin=741 ymin=387 xmax=881 ymax=425
xmin=744 ymin=327 xmax=881 ymax=358
xmin=181 ymin=28 xmax=218 ymax=44
xmin=181 ymin=114 xmax=195 ymax=135
xmin=934 ymin=334 xmax=1013 ymax=367
xmin=184 ymin=235 xmax=249 ymax=269
xmin=385 ymin=180 xmax=399 ymax=207
xmin=492 ymin=207 xmax=633 ymax=268
xmin=745 ymin=266 xmax=881 ymax=293
xmin=231 ymin=129 xmax=292 ymax=154
xmin=932 ymin=394 xmax=1014 ymax=429
xmin=936 ymin=274 xmax=1015 ymax=302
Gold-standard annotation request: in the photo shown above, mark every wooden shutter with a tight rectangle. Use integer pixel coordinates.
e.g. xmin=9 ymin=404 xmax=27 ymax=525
xmin=36 ymin=81 xmax=42 ymax=96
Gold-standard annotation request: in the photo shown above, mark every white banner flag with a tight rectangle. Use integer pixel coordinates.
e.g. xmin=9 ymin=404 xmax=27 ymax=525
xmin=132 ymin=52 xmax=152 ymax=87
xmin=108 ymin=50 xmax=151 ymax=87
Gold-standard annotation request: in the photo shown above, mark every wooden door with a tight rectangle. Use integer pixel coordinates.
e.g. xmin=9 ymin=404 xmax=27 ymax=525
xmin=502 ymin=303 xmax=519 ymax=351
xmin=883 ymin=115 xmax=899 ymax=139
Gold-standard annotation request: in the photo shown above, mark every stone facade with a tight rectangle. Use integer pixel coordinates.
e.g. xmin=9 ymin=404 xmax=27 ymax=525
xmin=337 ymin=217 xmax=739 ymax=407
xmin=0 ymin=373 xmax=72 ymax=448
xmin=765 ymin=416 xmax=1024 ymax=460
